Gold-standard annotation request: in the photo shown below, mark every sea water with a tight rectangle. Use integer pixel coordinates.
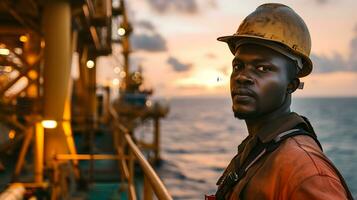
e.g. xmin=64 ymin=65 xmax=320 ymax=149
xmin=142 ymin=97 xmax=357 ymax=199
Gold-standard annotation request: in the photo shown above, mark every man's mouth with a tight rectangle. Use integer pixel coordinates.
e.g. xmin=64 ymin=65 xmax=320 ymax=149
xmin=231 ymin=88 xmax=255 ymax=98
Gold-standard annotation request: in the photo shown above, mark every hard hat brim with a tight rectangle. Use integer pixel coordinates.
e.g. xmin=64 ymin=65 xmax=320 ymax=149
xmin=217 ymin=35 xmax=312 ymax=77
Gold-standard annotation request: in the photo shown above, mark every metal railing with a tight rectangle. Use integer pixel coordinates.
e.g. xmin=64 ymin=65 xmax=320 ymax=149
xmin=5 ymin=105 xmax=172 ymax=200
xmin=109 ymin=106 xmax=172 ymax=200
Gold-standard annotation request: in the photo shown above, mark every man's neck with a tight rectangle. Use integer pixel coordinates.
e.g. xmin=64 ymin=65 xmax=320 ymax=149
xmin=245 ymin=96 xmax=292 ymax=137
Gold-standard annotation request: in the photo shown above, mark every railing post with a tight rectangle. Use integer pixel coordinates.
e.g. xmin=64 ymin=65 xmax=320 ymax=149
xmin=128 ymin=148 xmax=137 ymax=200
xmin=50 ymin=160 xmax=59 ymax=200
xmin=124 ymin=133 xmax=172 ymax=200
xmin=109 ymin=107 xmax=172 ymax=200
xmin=143 ymin=175 xmax=153 ymax=200
xmin=153 ymin=117 xmax=160 ymax=162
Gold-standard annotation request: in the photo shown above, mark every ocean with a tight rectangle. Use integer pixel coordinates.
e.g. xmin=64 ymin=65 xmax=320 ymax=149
xmin=137 ymin=97 xmax=357 ymax=199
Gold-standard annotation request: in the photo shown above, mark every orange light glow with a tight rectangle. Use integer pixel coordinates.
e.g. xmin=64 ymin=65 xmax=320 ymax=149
xmin=8 ymin=130 xmax=16 ymax=140
xmin=28 ymin=70 xmax=38 ymax=80
xmin=19 ymin=35 xmax=28 ymax=43
xmin=4 ymin=66 xmax=12 ymax=73
xmin=119 ymin=71 xmax=126 ymax=78
xmin=40 ymin=40 xmax=45 ymax=48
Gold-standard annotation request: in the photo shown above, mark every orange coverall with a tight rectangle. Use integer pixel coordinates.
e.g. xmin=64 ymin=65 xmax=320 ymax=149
xmin=218 ymin=113 xmax=350 ymax=200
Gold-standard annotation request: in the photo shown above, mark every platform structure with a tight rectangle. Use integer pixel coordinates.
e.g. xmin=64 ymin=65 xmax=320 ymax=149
xmin=0 ymin=0 xmax=171 ymax=199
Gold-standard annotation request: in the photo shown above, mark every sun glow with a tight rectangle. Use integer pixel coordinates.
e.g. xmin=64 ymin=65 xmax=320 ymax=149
xmin=174 ymin=70 xmax=229 ymax=89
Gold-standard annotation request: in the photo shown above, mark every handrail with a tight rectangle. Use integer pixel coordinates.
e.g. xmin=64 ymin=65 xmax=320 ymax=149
xmin=124 ymin=133 xmax=172 ymax=200
xmin=0 ymin=183 xmax=25 ymax=200
xmin=55 ymin=154 xmax=130 ymax=160
xmin=109 ymin=106 xmax=173 ymax=200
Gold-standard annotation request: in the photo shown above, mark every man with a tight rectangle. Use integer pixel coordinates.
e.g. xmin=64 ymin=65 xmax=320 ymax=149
xmin=215 ymin=3 xmax=353 ymax=200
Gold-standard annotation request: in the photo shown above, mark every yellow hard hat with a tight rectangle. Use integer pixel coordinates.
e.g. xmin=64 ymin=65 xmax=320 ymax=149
xmin=218 ymin=3 xmax=312 ymax=77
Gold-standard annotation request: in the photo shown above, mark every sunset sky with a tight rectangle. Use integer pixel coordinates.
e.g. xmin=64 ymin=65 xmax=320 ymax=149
xmin=97 ymin=0 xmax=357 ymax=98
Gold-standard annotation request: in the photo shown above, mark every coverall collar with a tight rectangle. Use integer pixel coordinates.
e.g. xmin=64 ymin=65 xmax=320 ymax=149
xmin=255 ymin=112 xmax=307 ymax=143
xmin=238 ymin=112 xmax=308 ymax=165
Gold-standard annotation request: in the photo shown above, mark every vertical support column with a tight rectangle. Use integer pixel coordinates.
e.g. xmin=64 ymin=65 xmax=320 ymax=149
xmin=63 ymin=80 xmax=80 ymax=178
xmin=123 ymin=51 xmax=129 ymax=90
xmin=87 ymin=59 xmax=96 ymax=182
xmin=77 ymin=46 xmax=89 ymax=124
xmin=42 ymin=0 xmax=71 ymax=165
xmin=88 ymin=60 xmax=97 ymax=124
xmin=34 ymin=123 xmax=44 ymax=183
xmin=60 ymin=30 xmax=80 ymax=178
xmin=14 ymin=128 xmax=34 ymax=180
xmin=120 ymin=0 xmax=131 ymax=90
xmin=103 ymin=86 xmax=110 ymax=122
xmin=153 ymin=117 xmax=161 ymax=162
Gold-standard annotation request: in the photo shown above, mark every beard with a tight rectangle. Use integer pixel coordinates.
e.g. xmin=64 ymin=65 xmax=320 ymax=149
xmin=232 ymin=94 xmax=291 ymax=120
xmin=232 ymin=106 xmax=260 ymax=120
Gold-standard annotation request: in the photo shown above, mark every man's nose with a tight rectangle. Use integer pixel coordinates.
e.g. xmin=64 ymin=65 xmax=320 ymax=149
xmin=234 ymin=68 xmax=254 ymax=85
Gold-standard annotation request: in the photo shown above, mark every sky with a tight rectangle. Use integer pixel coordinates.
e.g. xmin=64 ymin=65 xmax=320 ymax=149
xmin=97 ymin=0 xmax=357 ymax=98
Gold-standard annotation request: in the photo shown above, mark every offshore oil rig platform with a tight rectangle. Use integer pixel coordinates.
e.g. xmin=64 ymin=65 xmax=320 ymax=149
xmin=0 ymin=0 xmax=171 ymax=199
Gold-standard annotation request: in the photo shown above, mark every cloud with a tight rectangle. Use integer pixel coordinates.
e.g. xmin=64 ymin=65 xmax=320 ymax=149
xmin=131 ymin=32 xmax=167 ymax=52
xmin=219 ymin=65 xmax=230 ymax=76
xmin=205 ymin=0 xmax=217 ymax=9
xmin=130 ymin=56 xmax=146 ymax=70
xmin=205 ymin=52 xmax=217 ymax=59
xmin=175 ymin=84 xmax=205 ymax=90
xmin=131 ymin=19 xmax=167 ymax=52
xmin=135 ymin=20 xmax=155 ymax=31
xmin=311 ymin=26 xmax=357 ymax=73
xmin=348 ymin=33 xmax=357 ymax=69
xmin=310 ymin=53 xmax=348 ymax=73
xmin=144 ymin=0 xmax=199 ymax=14
xmin=314 ymin=0 xmax=329 ymax=4
xmin=167 ymin=57 xmax=192 ymax=72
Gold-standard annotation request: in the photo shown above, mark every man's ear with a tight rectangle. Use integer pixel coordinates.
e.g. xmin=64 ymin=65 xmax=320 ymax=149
xmin=287 ymin=78 xmax=300 ymax=94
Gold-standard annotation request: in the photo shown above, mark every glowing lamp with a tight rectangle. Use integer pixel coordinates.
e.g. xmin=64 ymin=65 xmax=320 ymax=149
xmin=19 ymin=35 xmax=28 ymax=43
xmin=41 ymin=120 xmax=57 ymax=129
xmin=0 ymin=48 xmax=10 ymax=56
xmin=119 ymin=71 xmax=126 ymax=78
xmin=117 ymin=28 xmax=126 ymax=36
xmin=112 ymin=78 xmax=120 ymax=86
xmin=146 ymin=100 xmax=152 ymax=107
xmin=4 ymin=66 xmax=12 ymax=73
xmin=86 ymin=60 xmax=95 ymax=68
xmin=114 ymin=67 xmax=120 ymax=74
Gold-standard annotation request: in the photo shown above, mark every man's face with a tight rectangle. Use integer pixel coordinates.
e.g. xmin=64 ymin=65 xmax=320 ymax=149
xmin=230 ymin=43 xmax=292 ymax=119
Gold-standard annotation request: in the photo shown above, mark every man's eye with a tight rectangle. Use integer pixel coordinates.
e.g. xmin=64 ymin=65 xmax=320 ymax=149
xmin=257 ymin=66 xmax=270 ymax=72
xmin=233 ymin=63 xmax=242 ymax=72
xmin=233 ymin=65 xmax=239 ymax=71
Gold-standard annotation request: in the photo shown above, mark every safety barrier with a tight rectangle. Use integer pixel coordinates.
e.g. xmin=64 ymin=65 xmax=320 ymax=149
xmin=109 ymin=106 xmax=172 ymax=200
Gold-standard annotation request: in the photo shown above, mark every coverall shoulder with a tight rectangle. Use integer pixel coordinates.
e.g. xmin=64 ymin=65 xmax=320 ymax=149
xmin=217 ymin=113 xmax=350 ymax=200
